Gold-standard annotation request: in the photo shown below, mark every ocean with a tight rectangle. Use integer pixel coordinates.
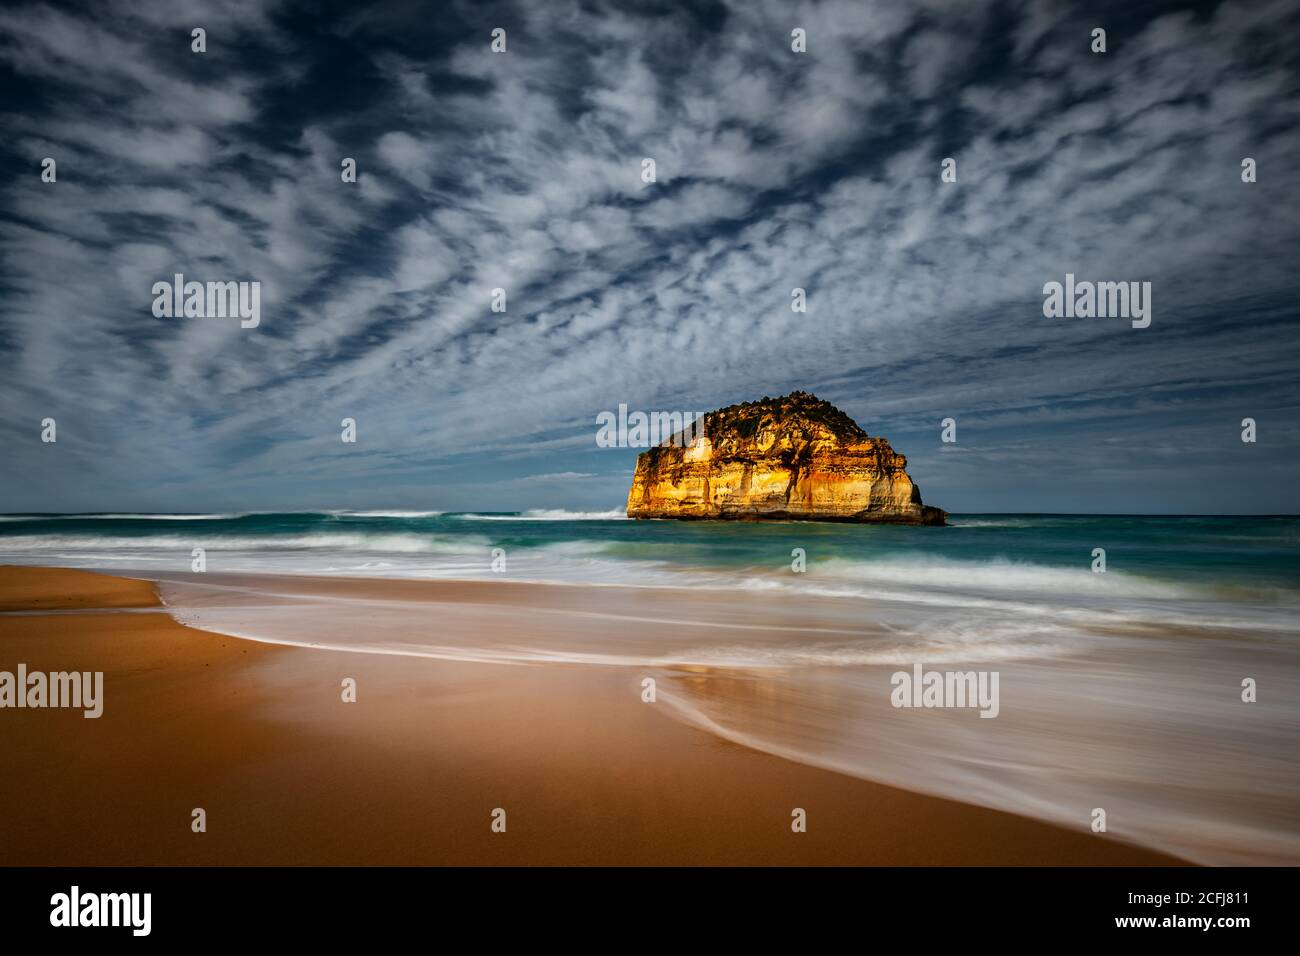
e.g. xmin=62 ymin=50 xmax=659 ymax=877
xmin=2 ymin=511 xmax=1298 ymax=864
xmin=2 ymin=509 xmax=1297 ymax=588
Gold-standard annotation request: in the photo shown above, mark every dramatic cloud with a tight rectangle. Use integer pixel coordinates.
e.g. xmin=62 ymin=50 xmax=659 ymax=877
xmin=1 ymin=0 xmax=1298 ymax=513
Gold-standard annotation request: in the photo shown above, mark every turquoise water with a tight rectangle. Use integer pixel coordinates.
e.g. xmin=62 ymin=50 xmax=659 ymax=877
xmin=1 ymin=511 xmax=1297 ymax=591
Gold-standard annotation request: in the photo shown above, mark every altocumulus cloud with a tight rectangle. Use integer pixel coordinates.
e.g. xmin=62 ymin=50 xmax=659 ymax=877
xmin=1 ymin=0 xmax=1298 ymax=514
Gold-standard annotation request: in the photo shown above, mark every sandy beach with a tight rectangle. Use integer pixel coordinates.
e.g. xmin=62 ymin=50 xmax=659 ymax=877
xmin=0 ymin=565 xmax=1184 ymax=866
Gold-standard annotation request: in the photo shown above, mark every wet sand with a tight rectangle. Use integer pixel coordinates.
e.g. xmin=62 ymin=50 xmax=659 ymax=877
xmin=0 ymin=566 xmax=1185 ymax=865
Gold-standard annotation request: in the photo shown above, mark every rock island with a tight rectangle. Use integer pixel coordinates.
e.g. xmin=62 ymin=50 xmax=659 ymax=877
xmin=626 ymin=391 xmax=946 ymax=524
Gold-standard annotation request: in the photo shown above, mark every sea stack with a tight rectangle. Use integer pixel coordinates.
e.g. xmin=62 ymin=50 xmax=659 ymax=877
xmin=626 ymin=391 xmax=946 ymax=525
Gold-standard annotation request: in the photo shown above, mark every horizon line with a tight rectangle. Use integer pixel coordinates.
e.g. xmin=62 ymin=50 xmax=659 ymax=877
xmin=1 ymin=510 xmax=1298 ymax=519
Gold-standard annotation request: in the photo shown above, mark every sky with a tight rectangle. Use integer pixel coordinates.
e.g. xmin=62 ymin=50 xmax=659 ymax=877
xmin=1 ymin=0 xmax=1298 ymax=514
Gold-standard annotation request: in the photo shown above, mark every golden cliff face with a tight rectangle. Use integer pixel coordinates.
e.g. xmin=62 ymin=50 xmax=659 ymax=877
xmin=626 ymin=392 xmax=946 ymax=525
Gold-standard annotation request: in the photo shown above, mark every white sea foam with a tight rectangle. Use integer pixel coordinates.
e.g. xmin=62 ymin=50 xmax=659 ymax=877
xmin=0 ymin=532 xmax=484 ymax=552
xmin=327 ymin=510 xmax=445 ymax=518
xmin=0 ymin=512 xmax=249 ymax=521
xmin=456 ymin=508 xmax=627 ymax=521
xmin=808 ymin=555 xmax=1195 ymax=599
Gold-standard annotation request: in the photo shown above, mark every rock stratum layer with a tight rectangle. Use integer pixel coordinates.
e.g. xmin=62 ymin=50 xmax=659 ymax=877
xmin=626 ymin=391 xmax=946 ymax=525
